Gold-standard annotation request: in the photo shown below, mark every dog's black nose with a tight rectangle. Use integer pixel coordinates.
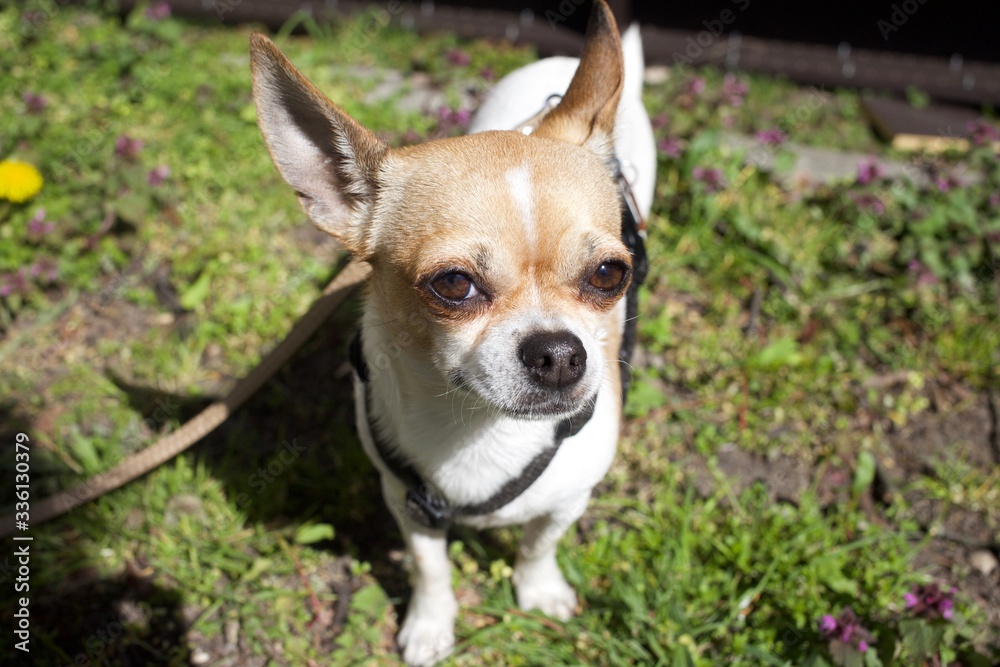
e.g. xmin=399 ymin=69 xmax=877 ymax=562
xmin=519 ymin=331 xmax=587 ymax=390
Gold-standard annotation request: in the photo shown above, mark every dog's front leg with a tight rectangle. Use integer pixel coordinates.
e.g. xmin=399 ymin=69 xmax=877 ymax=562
xmin=513 ymin=499 xmax=588 ymax=621
xmin=383 ymin=479 xmax=457 ymax=666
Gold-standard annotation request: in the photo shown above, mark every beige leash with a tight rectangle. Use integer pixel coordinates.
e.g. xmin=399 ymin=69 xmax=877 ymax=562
xmin=1 ymin=260 xmax=371 ymax=539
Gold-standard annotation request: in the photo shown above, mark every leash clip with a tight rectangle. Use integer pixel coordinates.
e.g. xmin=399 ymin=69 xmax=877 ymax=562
xmin=515 ymin=94 xmax=563 ymax=135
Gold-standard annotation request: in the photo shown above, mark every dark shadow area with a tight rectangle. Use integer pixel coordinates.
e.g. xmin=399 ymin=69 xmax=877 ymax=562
xmin=30 ymin=573 xmax=188 ymax=666
xmin=0 ymin=402 xmax=190 ymax=666
xmin=106 ymin=370 xmax=214 ymax=424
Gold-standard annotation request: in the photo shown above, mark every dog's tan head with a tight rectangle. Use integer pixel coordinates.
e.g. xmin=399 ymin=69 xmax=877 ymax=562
xmin=251 ymin=0 xmax=630 ymax=417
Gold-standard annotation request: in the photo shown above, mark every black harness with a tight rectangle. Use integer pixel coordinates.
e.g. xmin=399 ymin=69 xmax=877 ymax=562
xmin=350 ymin=162 xmax=647 ymax=531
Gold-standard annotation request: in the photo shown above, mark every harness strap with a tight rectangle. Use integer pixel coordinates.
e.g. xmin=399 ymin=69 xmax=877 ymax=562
xmin=615 ymin=161 xmax=647 ymax=398
xmin=351 ymin=333 xmax=596 ymax=530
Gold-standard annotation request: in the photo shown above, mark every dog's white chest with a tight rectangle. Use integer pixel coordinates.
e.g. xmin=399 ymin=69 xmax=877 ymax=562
xmin=353 ymin=324 xmax=621 ymax=528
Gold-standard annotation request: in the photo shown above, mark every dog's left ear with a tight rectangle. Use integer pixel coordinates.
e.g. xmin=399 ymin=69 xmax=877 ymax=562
xmin=250 ymin=33 xmax=387 ymax=256
xmin=533 ymin=0 xmax=623 ymax=160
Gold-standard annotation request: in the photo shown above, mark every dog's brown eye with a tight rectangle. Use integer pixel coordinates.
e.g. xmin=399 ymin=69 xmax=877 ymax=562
xmin=588 ymin=261 xmax=628 ymax=291
xmin=431 ymin=271 xmax=479 ymax=302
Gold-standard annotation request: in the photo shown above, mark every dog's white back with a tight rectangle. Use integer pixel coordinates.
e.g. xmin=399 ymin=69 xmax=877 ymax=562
xmin=470 ymin=24 xmax=656 ymax=219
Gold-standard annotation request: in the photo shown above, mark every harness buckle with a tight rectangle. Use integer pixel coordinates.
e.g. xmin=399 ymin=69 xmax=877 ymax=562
xmin=406 ymin=488 xmax=454 ymax=530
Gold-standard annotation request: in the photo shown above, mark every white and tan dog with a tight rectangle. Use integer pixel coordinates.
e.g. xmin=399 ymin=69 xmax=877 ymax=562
xmin=250 ymin=2 xmax=654 ymax=664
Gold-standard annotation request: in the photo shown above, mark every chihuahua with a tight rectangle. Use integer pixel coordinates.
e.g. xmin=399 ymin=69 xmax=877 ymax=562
xmin=250 ymin=1 xmax=654 ymax=664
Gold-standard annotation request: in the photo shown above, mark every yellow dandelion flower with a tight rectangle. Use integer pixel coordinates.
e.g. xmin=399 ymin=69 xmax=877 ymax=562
xmin=0 ymin=160 xmax=44 ymax=203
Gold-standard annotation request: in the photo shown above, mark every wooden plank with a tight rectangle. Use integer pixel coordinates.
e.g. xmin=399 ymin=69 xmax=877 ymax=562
xmin=861 ymin=97 xmax=997 ymax=152
xmin=639 ymin=26 xmax=1000 ymax=106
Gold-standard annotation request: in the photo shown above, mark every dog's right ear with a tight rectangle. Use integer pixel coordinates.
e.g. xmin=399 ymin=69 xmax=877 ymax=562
xmin=250 ymin=33 xmax=386 ymax=256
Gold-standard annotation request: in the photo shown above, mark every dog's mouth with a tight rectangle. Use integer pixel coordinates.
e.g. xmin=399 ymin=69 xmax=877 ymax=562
xmin=448 ymin=369 xmax=596 ymax=420
xmin=506 ymin=394 xmax=596 ymax=420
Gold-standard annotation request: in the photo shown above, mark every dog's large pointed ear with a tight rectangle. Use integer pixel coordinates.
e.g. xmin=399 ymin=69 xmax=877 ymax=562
xmin=250 ymin=33 xmax=387 ymax=256
xmin=533 ymin=0 xmax=623 ymax=160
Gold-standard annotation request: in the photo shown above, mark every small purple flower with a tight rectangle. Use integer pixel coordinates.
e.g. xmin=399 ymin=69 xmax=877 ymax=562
xmin=28 ymin=257 xmax=59 ymax=284
xmin=908 ymin=259 xmax=938 ymax=286
xmin=27 ymin=208 xmax=54 ymax=240
xmin=479 ymin=66 xmax=495 ymax=82
xmin=436 ymin=105 xmax=471 ymax=131
xmin=819 ymin=608 xmax=874 ymax=655
xmin=651 ymin=113 xmax=670 ymax=130
xmin=856 ymin=156 xmax=883 ymax=185
xmin=114 ymin=134 xmax=143 ymax=160
xmin=850 ymin=192 xmax=885 ymax=216
xmin=23 ymin=91 xmax=47 ymax=113
xmin=967 ymin=119 xmax=1000 ymax=147
xmin=989 ymin=192 xmax=1000 ymax=208
xmin=904 ymin=583 xmax=956 ymax=620
xmin=21 ymin=10 xmax=45 ymax=26
xmin=685 ymin=77 xmax=706 ymax=97
xmin=819 ymin=615 xmax=837 ymax=633
xmin=0 ymin=270 xmax=30 ymax=298
xmin=721 ymin=74 xmax=748 ymax=107
xmin=692 ymin=165 xmax=725 ymax=193
xmin=148 ymin=165 xmax=171 ymax=186
xmin=755 ymin=128 xmax=787 ymax=147
xmin=145 ymin=1 xmax=171 ymax=21
xmin=658 ymin=137 xmax=683 ymax=159
xmin=446 ymin=48 xmax=471 ymax=67
xmin=933 ymin=173 xmax=962 ymax=193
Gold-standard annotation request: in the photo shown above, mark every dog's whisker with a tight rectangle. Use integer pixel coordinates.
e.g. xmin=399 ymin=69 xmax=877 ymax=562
xmin=618 ymin=359 xmax=636 ymax=373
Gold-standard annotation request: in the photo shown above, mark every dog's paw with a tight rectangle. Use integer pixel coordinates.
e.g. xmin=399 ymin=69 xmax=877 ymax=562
xmin=398 ymin=614 xmax=455 ymax=666
xmin=516 ymin=577 xmax=578 ymax=621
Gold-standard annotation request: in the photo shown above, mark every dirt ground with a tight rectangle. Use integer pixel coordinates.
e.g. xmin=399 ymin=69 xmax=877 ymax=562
xmin=676 ymin=386 xmax=1000 ymax=641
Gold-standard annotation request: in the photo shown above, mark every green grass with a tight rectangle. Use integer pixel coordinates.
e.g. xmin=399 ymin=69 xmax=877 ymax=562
xmin=1 ymin=3 xmax=998 ymax=666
